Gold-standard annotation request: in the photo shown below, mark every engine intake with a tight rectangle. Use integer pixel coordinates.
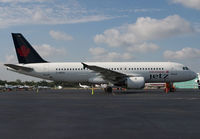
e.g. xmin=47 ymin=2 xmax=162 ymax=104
xmin=126 ymin=77 xmax=145 ymax=89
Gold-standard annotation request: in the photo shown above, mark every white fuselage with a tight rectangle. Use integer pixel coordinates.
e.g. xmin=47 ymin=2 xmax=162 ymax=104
xmin=9 ymin=62 xmax=196 ymax=84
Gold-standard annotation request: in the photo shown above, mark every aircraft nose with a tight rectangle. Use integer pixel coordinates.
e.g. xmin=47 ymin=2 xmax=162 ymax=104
xmin=191 ymin=71 xmax=197 ymax=80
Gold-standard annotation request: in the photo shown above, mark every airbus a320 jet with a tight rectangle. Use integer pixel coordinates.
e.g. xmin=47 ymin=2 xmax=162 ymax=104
xmin=5 ymin=33 xmax=197 ymax=93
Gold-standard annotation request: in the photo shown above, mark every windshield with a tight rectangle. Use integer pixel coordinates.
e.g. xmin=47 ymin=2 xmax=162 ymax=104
xmin=183 ymin=67 xmax=189 ymax=70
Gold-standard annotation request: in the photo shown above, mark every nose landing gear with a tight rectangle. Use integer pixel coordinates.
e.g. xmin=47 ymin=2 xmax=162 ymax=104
xmin=165 ymin=82 xmax=175 ymax=93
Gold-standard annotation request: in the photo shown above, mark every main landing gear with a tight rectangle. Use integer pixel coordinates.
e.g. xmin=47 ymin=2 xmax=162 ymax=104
xmin=165 ymin=82 xmax=175 ymax=93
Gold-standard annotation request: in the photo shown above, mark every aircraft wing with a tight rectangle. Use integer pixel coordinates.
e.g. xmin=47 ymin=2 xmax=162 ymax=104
xmin=82 ymin=62 xmax=128 ymax=83
xmin=4 ymin=64 xmax=33 ymax=72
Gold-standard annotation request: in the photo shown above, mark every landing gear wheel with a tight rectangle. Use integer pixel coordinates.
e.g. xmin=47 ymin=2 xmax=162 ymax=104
xmin=165 ymin=82 xmax=175 ymax=93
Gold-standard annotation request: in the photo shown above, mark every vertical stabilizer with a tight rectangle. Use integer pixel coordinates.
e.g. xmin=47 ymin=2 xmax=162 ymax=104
xmin=12 ymin=33 xmax=47 ymax=64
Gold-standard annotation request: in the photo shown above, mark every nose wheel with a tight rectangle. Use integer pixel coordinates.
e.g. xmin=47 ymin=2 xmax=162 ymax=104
xmin=165 ymin=82 xmax=175 ymax=93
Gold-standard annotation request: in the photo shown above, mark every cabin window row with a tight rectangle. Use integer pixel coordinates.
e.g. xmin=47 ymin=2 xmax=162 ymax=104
xmin=56 ymin=68 xmax=89 ymax=71
xmin=107 ymin=68 xmax=164 ymax=71
xmin=56 ymin=67 xmax=164 ymax=71
xmin=126 ymin=68 xmax=164 ymax=71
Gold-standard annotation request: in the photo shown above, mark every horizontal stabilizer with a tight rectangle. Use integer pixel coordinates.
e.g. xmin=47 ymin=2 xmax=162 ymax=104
xmin=4 ymin=64 xmax=33 ymax=72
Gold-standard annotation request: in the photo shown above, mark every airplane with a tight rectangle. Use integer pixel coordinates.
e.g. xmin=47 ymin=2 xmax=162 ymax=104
xmin=17 ymin=85 xmax=31 ymax=90
xmin=79 ymin=83 xmax=90 ymax=89
xmin=5 ymin=84 xmax=18 ymax=91
xmin=4 ymin=33 xmax=197 ymax=93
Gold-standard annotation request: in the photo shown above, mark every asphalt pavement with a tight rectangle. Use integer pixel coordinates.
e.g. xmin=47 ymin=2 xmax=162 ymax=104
xmin=0 ymin=89 xmax=200 ymax=139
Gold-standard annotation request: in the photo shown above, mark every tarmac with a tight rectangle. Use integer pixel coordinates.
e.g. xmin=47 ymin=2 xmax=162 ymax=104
xmin=0 ymin=89 xmax=200 ymax=139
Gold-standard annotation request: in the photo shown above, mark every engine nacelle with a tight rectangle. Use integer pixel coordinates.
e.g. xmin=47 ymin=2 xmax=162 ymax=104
xmin=126 ymin=77 xmax=145 ymax=89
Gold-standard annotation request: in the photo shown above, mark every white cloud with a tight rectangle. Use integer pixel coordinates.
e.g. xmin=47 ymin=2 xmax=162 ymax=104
xmin=163 ymin=47 xmax=200 ymax=60
xmin=0 ymin=0 xmax=115 ymax=28
xmin=89 ymin=47 xmax=106 ymax=55
xmin=194 ymin=23 xmax=200 ymax=32
xmin=94 ymin=29 xmax=121 ymax=47
xmin=172 ymin=0 xmax=200 ymax=10
xmin=127 ymin=43 xmax=159 ymax=53
xmin=89 ymin=47 xmax=133 ymax=61
xmin=94 ymin=15 xmax=194 ymax=49
xmin=5 ymin=54 xmax=17 ymax=63
xmin=134 ymin=8 xmax=162 ymax=13
xmin=33 ymin=44 xmax=67 ymax=59
xmin=49 ymin=30 xmax=73 ymax=41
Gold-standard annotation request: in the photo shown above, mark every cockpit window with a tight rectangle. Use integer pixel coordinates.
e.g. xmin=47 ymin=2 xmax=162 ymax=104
xmin=183 ymin=67 xmax=189 ymax=70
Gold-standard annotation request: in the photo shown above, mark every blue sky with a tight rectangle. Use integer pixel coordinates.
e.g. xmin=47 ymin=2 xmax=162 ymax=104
xmin=0 ymin=0 xmax=200 ymax=81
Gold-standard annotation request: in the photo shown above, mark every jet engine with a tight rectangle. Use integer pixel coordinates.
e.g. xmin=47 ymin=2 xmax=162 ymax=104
xmin=126 ymin=77 xmax=145 ymax=89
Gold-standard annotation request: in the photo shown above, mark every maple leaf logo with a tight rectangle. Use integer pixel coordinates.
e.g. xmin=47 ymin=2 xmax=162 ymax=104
xmin=17 ymin=45 xmax=30 ymax=57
